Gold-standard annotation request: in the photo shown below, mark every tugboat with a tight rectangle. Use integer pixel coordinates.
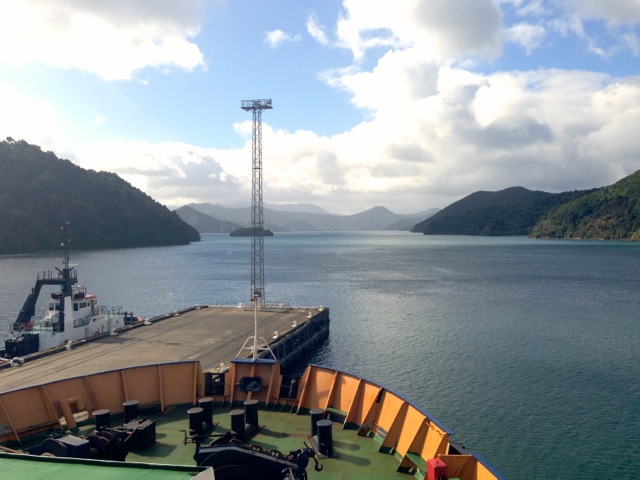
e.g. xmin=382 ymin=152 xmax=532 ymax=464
xmin=3 ymin=225 xmax=138 ymax=359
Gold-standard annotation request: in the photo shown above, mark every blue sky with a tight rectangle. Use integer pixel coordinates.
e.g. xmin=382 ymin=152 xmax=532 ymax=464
xmin=1 ymin=0 xmax=640 ymax=214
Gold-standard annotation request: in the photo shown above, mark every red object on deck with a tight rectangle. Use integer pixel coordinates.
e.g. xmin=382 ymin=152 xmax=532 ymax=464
xmin=427 ymin=458 xmax=448 ymax=480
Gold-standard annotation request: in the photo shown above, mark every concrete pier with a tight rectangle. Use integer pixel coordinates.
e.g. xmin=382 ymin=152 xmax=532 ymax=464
xmin=0 ymin=305 xmax=329 ymax=392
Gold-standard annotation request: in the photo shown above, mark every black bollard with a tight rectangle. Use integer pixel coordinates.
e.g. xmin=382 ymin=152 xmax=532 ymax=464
xmin=188 ymin=407 xmax=204 ymax=436
xmin=310 ymin=408 xmax=325 ymax=437
xmin=123 ymin=400 xmax=139 ymax=423
xmin=244 ymin=399 xmax=259 ymax=427
xmin=93 ymin=409 xmax=111 ymax=430
xmin=230 ymin=409 xmax=245 ymax=441
xmin=198 ymin=397 xmax=213 ymax=429
xmin=316 ymin=419 xmax=334 ymax=457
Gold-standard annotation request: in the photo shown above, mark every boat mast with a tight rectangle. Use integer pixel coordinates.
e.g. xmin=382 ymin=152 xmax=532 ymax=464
xmin=56 ymin=221 xmax=76 ymax=297
xmin=12 ymin=222 xmax=77 ymax=328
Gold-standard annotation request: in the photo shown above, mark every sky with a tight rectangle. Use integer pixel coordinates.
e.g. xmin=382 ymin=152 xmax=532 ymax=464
xmin=1 ymin=1 xmax=640 ymax=215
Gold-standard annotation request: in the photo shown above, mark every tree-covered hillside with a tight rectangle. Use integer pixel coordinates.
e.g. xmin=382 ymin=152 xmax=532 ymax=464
xmin=530 ymin=170 xmax=640 ymax=240
xmin=0 ymin=138 xmax=200 ymax=253
xmin=411 ymin=187 xmax=592 ymax=235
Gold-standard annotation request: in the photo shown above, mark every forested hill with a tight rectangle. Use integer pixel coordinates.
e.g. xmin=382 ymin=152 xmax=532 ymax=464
xmin=0 ymin=138 xmax=200 ymax=254
xmin=411 ymin=186 xmax=592 ymax=236
xmin=530 ymin=170 xmax=640 ymax=240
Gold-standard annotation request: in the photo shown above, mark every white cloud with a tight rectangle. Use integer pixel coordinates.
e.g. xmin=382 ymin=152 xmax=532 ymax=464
xmin=307 ymin=13 xmax=330 ymax=46
xmin=264 ymin=29 xmax=301 ymax=48
xmin=410 ymin=0 xmax=503 ymax=60
xmin=506 ymin=22 xmax=546 ymax=53
xmin=0 ymin=0 xmax=205 ymax=80
xmin=509 ymin=0 xmax=552 ymax=18
xmin=335 ymin=2 xmax=405 ymax=60
xmin=73 ymin=140 xmax=248 ymax=207
xmin=298 ymin=43 xmax=640 ymax=212
xmin=563 ymin=0 xmax=640 ymax=25
xmin=577 ymin=79 xmax=640 ymax=165
xmin=623 ymin=32 xmax=640 ymax=55
xmin=508 ymin=1 xmax=640 ymax=58
xmin=506 ymin=0 xmax=640 ymax=25
xmin=0 ymin=84 xmax=66 ymax=150
xmin=335 ymin=0 xmax=502 ymax=62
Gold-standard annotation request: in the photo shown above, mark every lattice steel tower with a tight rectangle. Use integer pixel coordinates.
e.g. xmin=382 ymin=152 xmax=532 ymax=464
xmin=241 ymin=98 xmax=272 ymax=308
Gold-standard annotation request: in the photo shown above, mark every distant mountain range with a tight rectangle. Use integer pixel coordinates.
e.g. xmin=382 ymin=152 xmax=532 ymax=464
xmin=175 ymin=203 xmax=438 ymax=233
xmin=4 ymin=140 xmax=637 ymax=249
xmin=177 ymin=168 xmax=640 ymax=240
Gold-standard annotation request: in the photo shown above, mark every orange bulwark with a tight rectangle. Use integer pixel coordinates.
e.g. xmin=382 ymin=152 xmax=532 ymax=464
xmin=220 ymin=360 xmax=503 ymax=480
xmin=0 ymin=360 xmax=503 ymax=480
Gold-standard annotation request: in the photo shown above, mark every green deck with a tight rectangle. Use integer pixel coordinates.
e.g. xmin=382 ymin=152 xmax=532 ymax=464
xmin=0 ymin=453 xmax=210 ymax=480
xmin=1 ymin=404 xmax=414 ymax=479
xmin=130 ymin=405 xmax=413 ymax=479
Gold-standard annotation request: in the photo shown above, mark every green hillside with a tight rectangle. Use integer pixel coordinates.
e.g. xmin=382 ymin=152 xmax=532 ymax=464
xmin=411 ymin=187 xmax=591 ymax=236
xmin=531 ymin=170 xmax=640 ymax=240
xmin=0 ymin=138 xmax=200 ymax=253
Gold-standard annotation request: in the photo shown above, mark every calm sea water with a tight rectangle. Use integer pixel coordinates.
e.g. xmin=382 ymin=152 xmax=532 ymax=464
xmin=0 ymin=232 xmax=639 ymax=479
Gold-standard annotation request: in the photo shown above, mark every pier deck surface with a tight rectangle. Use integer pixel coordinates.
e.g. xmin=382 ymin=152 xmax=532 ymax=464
xmin=0 ymin=306 xmax=315 ymax=392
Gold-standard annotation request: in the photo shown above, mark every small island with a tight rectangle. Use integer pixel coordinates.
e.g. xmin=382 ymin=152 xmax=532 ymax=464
xmin=230 ymin=227 xmax=274 ymax=237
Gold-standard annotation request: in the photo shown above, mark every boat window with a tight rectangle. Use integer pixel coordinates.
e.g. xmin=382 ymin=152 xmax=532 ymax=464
xmin=48 ymin=302 xmax=54 ymax=310
xmin=74 ymin=303 xmax=79 ymax=311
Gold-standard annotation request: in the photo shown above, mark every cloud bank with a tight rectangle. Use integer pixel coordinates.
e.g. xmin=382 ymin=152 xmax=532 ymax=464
xmin=1 ymin=0 xmax=640 ymax=215
xmin=0 ymin=0 xmax=205 ymax=80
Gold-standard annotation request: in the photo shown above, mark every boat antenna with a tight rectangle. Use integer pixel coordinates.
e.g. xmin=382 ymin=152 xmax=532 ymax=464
xmin=53 ymin=221 xmax=77 ymax=296
xmin=61 ymin=221 xmax=71 ymax=271
xmin=55 ymin=221 xmax=72 ymax=275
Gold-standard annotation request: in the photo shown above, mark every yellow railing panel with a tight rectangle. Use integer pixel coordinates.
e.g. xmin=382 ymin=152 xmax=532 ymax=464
xmin=86 ymin=371 xmax=126 ymax=413
xmin=394 ymin=405 xmax=427 ymax=457
xmin=345 ymin=380 xmax=380 ymax=426
xmin=420 ymin=421 xmax=450 ymax=460
xmin=0 ymin=388 xmax=54 ymax=433
xmin=161 ymin=362 xmax=203 ymax=407
xmin=297 ymin=367 xmax=335 ymax=410
xmin=375 ymin=390 xmax=406 ymax=434
xmin=121 ymin=366 xmax=161 ymax=405
xmin=328 ymin=372 xmax=359 ymax=413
